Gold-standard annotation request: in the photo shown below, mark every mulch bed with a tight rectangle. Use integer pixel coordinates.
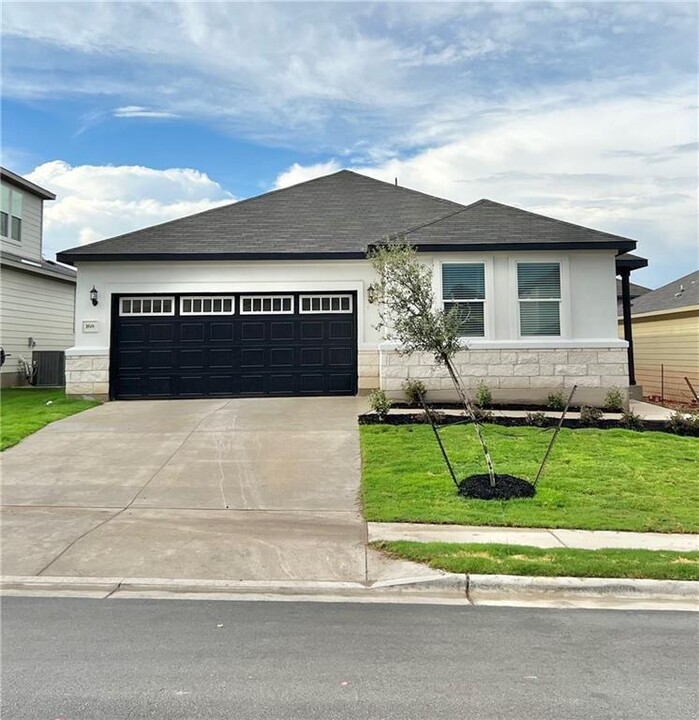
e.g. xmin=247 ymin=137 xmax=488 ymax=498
xmin=458 ymin=473 xmax=536 ymax=500
xmin=358 ymin=411 xmax=695 ymax=435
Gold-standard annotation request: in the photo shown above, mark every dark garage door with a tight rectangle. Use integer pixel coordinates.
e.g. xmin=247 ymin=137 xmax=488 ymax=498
xmin=111 ymin=293 xmax=357 ymax=399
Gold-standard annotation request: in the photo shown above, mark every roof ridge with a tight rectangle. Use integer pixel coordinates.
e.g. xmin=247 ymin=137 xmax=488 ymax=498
xmin=397 ymin=199 xmax=490 ymax=238
xmin=340 ymin=170 xmax=466 ymax=210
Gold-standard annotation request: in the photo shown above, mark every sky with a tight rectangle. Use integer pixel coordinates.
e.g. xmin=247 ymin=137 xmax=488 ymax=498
xmin=2 ymin=1 xmax=697 ymax=288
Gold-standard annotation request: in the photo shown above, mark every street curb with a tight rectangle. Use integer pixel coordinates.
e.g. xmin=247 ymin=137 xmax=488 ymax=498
xmin=467 ymin=575 xmax=699 ymax=606
xmin=0 ymin=574 xmax=465 ymax=599
xmin=1 ymin=574 xmax=696 ymax=608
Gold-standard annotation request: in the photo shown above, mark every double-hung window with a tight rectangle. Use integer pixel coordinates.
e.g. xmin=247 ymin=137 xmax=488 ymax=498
xmin=517 ymin=262 xmax=561 ymax=336
xmin=441 ymin=263 xmax=486 ymax=337
xmin=1 ymin=185 xmax=22 ymax=242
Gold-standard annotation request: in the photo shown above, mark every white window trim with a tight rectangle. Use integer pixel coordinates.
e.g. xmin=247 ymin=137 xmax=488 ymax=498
xmin=510 ymin=257 xmax=571 ymax=339
xmin=299 ymin=294 xmax=353 ymax=314
xmin=437 ymin=259 xmax=493 ymax=339
xmin=239 ymin=295 xmax=295 ymax=315
xmin=180 ymin=295 xmax=235 ymax=316
xmin=1 ymin=185 xmax=23 ymax=243
xmin=119 ymin=296 xmax=175 ymax=317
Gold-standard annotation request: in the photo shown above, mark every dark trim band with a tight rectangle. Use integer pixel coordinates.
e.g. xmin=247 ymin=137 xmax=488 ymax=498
xmin=58 ymin=240 xmax=636 ymax=265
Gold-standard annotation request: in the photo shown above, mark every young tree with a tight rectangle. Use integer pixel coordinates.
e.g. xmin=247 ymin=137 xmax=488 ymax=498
xmin=368 ymin=239 xmax=497 ymax=487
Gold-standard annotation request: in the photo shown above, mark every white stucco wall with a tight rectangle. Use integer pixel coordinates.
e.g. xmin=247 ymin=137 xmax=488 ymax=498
xmin=66 ymin=249 xmax=626 ymax=402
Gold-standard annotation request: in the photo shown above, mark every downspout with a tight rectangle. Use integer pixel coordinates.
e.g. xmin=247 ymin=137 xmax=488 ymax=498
xmin=620 ymin=269 xmax=636 ymax=386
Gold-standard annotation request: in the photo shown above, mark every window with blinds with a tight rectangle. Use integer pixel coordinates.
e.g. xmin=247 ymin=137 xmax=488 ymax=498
xmin=517 ymin=262 xmax=561 ymax=336
xmin=441 ymin=263 xmax=486 ymax=337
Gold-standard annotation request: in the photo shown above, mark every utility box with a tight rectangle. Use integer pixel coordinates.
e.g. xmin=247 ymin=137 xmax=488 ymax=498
xmin=34 ymin=351 xmax=66 ymax=387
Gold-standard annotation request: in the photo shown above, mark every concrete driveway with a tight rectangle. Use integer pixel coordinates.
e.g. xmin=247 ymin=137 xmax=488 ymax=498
xmin=1 ymin=397 xmax=413 ymax=583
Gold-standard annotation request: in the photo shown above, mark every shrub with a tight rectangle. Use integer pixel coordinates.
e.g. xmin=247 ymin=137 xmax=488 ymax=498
xmin=620 ymin=409 xmax=644 ymax=431
xmin=525 ymin=411 xmax=550 ymax=428
xmin=368 ymin=389 xmax=392 ymax=421
xmin=603 ymin=387 xmax=625 ymax=412
xmin=665 ymin=410 xmax=699 ymax=436
xmin=475 ymin=381 xmax=493 ymax=408
xmin=547 ymin=391 xmax=566 ymax=411
xmin=578 ymin=405 xmax=604 ymax=427
xmin=403 ymin=378 xmax=427 ymax=406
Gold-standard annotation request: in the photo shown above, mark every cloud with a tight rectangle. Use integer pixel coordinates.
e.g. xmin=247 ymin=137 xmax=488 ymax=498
xmin=3 ymin=2 xmax=696 ymax=286
xmin=26 ymin=161 xmax=234 ymax=259
xmin=2 ymin=2 xmax=696 ymax=150
xmin=275 ymin=89 xmax=697 ymax=287
xmin=112 ymin=106 xmax=179 ymax=119
xmin=273 ymin=160 xmax=342 ymax=189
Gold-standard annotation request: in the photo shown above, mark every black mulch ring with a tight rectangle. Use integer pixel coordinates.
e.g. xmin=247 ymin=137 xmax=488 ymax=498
xmin=458 ymin=474 xmax=536 ymax=500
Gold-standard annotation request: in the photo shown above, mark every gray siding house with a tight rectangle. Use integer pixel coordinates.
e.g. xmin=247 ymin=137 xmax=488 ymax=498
xmin=0 ymin=167 xmax=76 ymax=387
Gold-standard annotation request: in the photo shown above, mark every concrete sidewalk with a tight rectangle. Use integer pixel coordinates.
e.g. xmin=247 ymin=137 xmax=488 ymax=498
xmin=368 ymin=522 xmax=699 ymax=552
xmin=379 ymin=399 xmax=683 ymax=421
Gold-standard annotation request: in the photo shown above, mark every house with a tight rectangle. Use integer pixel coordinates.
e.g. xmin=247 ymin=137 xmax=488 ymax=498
xmin=0 ymin=167 xmax=76 ymax=388
xmin=56 ymin=170 xmax=647 ymax=405
xmin=618 ymin=270 xmax=699 ymax=404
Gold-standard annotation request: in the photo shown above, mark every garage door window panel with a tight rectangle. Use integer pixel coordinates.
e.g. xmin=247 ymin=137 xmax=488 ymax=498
xmin=241 ymin=296 xmax=294 ymax=314
xmin=120 ymin=297 xmax=174 ymax=316
xmin=300 ymin=295 xmax=353 ymax=313
xmin=180 ymin=296 xmax=234 ymax=315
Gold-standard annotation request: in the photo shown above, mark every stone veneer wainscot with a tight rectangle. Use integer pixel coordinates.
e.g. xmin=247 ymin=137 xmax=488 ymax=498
xmin=380 ymin=347 xmax=629 ymax=406
xmin=65 ymin=354 xmax=110 ymax=399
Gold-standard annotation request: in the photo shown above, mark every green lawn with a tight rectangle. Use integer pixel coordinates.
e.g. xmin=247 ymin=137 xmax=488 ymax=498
xmin=361 ymin=424 xmax=699 ymax=533
xmin=372 ymin=541 xmax=699 ymax=581
xmin=1 ymin=388 xmax=100 ymax=451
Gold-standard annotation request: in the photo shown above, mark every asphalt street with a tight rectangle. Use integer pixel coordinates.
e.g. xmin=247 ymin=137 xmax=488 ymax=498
xmin=1 ymin=598 xmax=697 ymax=720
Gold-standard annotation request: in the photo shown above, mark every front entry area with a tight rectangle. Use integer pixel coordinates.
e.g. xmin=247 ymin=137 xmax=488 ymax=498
xmin=110 ymin=292 xmax=357 ymax=400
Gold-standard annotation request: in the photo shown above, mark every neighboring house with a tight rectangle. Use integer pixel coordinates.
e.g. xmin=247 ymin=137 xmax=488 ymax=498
xmin=57 ymin=170 xmax=646 ymax=405
xmin=618 ymin=270 xmax=699 ymax=404
xmin=0 ymin=167 xmax=76 ymax=388
xmin=616 ymin=278 xmax=650 ymax=315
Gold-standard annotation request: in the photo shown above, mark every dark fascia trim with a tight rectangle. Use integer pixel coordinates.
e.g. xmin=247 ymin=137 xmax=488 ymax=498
xmin=615 ymin=256 xmax=649 ymax=272
xmin=58 ymin=240 xmax=636 ymax=264
xmin=0 ymin=167 xmax=56 ymax=200
xmin=57 ymin=251 xmax=368 ymax=264
xmin=372 ymin=240 xmax=637 ymax=253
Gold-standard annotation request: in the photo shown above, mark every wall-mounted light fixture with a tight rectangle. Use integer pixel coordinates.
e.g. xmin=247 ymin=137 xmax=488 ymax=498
xmin=89 ymin=286 xmax=99 ymax=306
xmin=367 ymin=283 xmax=380 ymax=304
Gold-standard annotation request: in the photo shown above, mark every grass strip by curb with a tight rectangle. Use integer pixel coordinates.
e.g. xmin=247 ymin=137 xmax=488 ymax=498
xmin=372 ymin=541 xmax=699 ymax=581
xmin=1 ymin=388 xmax=100 ymax=451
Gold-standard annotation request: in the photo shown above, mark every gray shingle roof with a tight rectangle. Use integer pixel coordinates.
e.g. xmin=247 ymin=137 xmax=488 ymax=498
xmin=57 ymin=170 xmax=637 ymax=263
xmin=402 ymin=198 xmax=637 ymax=250
xmin=629 ymin=270 xmax=699 ymax=315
